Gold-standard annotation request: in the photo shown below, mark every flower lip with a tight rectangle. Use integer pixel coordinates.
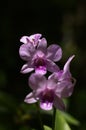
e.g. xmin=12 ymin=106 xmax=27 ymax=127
xmin=31 ymin=51 xmax=47 ymax=74
xmin=34 ymin=57 xmax=46 ymax=68
xmin=40 ymin=102 xmax=53 ymax=110
xmin=39 ymin=88 xmax=55 ymax=104
xmin=39 ymin=88 xmax=55 ymax=110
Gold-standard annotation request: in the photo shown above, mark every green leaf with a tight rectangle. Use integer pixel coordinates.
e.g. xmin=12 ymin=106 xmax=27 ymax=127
xmin=61 ymin=112 xmax=80 ymax=126
xmin=44 ymin=125 xmax=52 ymax=130
xmin=55 ymin=110 xmax=71 ymax=130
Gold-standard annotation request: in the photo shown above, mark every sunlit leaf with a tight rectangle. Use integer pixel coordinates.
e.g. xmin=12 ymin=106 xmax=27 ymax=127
xmin=44 ymin=125 xmax=52 ymax=130
xmin=55 ymin=110 xmax=71 ymax=130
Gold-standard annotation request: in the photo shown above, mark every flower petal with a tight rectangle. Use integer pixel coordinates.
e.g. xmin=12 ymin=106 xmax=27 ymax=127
xmin=54 ymin=95 xmax=65 ymax=111
xmin=47 ymin=60 xmax=60 ymax=73
xmin=47 ymin=44 xmax=62 ymax=62
xmin=40 ymin=102 xmax=53 ymax=110
xmin=48 ymin=72 xmax=59 ymax=83
xmin=30 ymin=33 xmax=42 ymax=39
xmin=20 ymin=34 xmax=42 ymax=45
xmin=19 ymin=43 xmax=35 ymax=61
xmin=63 ymin=55 xmax=75 ymax=79
xmin=54 ymin=55 xmax=75 ymax=81
xmin=61 ymin=83 xmax=74 ymax=97
xmin=29 ymin=73 xmax=47 ymax=90
xmin=19 ymin=44 xmax=30 ymax=61
xmin=24 ymin=92 xmax=37 ymax=103
xmin=29 ymin=33 xmax=42 ymax=46
xmin=20 ymin=36 xmax=30 ymax=44
xmin=47 ymin=77 xmax=57 ymax=89
xmin=48 ymin=72 xmax=75 ymax=98
xmin=37 ymin=38 xmax=47 ymax=52
xmin=21 ymin=63 xmax=34 ymax=74
xmin=56 ymin=79 xmax=76 ymax=98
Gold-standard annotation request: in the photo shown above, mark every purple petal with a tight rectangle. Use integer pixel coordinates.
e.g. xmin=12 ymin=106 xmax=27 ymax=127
xmin=63 ymin=78 xmax=76 ymax=97
xmin=20 ymin=36 xmax=30 ymax=44
xmin=29 ymin=33 xmax=42 ymax=42
xmin=20 ymin=34 xmax=42 ymax=46
xmin=37 ymin=38 xmax=47 ymax=53
xmin=29 ymin=34 xmax=42 ymax=46
xmin=47 ymin=59 xmax=60 ymax=73
xmin=48 ymin=56 xmax=75 ymax=81
xmin=19 ymin=44 xmax=30 ymax=61
xmin=32 ymin=50 xmax=45 ymax=59
xmin=29 ymin=73 xmax=47 ymax=90
xmin=35 ymin=66 xmax=47 ymax=75
xmin=47 ymin=44 xmax=62 ymax=62
xmin=40 ymin=102 xmax=53 ymax=110
xmin=61 ymin=83 xmax=74 ymax=97
xmin=21 ymin=63 xmax=34 ymax=74
xmin=54 ymin=95 xmax=65 ymax=111
xmin=54 ymin=55 xmax=75 ymax=81
xmin=48 ymin=72 xmax=75 ymax=98
xmin=19 ymin=43 xmax=35 ymax=61
xmin=56 ymin=80 xmax=75 ymax=98
xmin=47 ymin=77 xmax=57 ymax=89
xmin=48 ymin=72 xmax=59 ymax=83
xmin=24 ymin=92 xmax=37 ymax=103
xmin=63 ymin=55 xmax=75 ymax=78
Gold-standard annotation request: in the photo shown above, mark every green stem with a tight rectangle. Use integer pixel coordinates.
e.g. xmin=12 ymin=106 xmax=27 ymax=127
xmin=52 ymin=107 xmax=56 ymax=130
xmin=36 ymin=103 xmax=44 ymax=130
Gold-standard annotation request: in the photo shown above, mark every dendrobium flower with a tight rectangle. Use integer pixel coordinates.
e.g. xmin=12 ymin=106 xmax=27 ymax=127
xmin=19 ymin=34 xmax=62 ymax=75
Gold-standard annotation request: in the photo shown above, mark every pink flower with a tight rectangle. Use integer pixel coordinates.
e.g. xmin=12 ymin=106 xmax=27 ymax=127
xmin=19 ymin=34 xmax=62 ymax=75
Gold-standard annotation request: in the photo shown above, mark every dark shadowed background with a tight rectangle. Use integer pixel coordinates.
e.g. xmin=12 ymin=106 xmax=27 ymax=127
xmin=0 ymin=0 xmax=86 ymax=130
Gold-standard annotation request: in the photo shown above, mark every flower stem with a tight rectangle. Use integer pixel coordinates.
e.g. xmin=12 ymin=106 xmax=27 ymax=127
xmin=36 ymin=103 xmax=44 ymax=130
xmin=52 ymin=107 xmax=56 ymax=130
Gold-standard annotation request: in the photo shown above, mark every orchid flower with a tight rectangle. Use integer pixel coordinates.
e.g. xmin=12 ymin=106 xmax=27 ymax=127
xmin=19 ymin=34 xmax=62 ymax=75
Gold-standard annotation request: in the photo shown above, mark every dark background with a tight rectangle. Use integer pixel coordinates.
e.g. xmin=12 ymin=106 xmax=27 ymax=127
xmin=0 ymin=0 xmax=86 ymax=130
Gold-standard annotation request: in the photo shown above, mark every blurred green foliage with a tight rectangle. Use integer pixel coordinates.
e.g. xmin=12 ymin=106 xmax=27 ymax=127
xmin=0 ymin=0 xmax=86 ymax=130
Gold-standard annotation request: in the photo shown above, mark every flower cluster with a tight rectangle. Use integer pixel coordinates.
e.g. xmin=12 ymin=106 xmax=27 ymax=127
xmin=19 ymin=34 xmax=76 ymax=111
